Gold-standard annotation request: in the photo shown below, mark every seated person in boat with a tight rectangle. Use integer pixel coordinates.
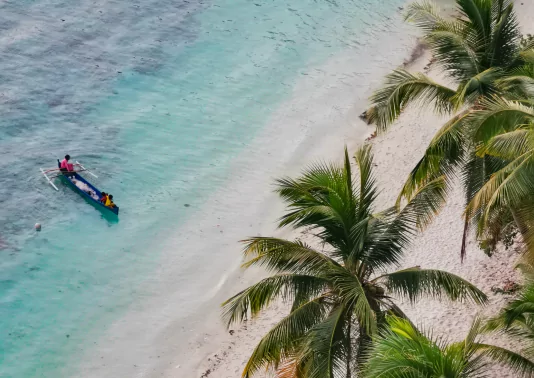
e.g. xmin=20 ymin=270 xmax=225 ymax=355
xmin=60 ymin=154 xmax=75 ymax=176
xmin=105 ymin=194 xmax=116 ymax=208
xmin=100 ymin=192 xmax=108 ymax=204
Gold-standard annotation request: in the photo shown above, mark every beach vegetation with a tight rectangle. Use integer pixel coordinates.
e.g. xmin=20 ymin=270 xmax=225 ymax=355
xmin=362 ymin=316 xmax=534 ymax=378
xmin=222 ymin=146 xmax=486 ymax=378
xmin=367 ymin=0 xmax=534 ymax=259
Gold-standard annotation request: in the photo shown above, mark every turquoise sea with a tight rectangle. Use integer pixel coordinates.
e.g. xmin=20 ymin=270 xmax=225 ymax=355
xmin=0 ymin=0 xmax=410 ymax=376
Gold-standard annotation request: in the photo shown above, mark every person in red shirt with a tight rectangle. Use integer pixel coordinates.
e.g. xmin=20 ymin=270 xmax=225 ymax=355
xmin=60 ymin=154 xmax=75 ymax=176
xmin=60 ymin=154 xmax=74 ymax=171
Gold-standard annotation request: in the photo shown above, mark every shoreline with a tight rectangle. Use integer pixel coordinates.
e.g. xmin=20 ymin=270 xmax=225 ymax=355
xmin=195 ymin=1 xmax=534 ymax=377
xmin=68 ymin=3 xmax=420 ymax=377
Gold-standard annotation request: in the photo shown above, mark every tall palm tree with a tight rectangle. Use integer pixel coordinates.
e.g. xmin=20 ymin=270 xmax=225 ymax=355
xmin=366 ymin=0 xmax=534 ymax=259
xmin=222 ymin=146 xmax=487 ymax=378
xmin=363 ymin=316 xmax=534 ymax=378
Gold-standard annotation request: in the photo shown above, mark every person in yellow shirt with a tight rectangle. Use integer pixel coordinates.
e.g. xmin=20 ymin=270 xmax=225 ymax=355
xmin=105 ymin=194 xmax=116 ymax=208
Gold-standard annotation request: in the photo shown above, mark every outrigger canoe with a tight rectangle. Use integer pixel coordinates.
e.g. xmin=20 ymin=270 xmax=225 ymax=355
xmin=40 ymin=160 xmax=119 ymax=215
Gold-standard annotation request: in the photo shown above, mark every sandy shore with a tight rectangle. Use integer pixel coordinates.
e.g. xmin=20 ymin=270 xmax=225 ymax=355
xmin=192 ymin=2 xmax=534 ymax=377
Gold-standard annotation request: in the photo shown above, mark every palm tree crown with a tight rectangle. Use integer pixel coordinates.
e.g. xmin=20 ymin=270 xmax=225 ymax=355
xmin=363 ymin=316 xmax=534 ymax=378
xmin=367 ymin=0 xmax=534 ymax=259
xmin=223 ymin=146 xmax=486 ymax=378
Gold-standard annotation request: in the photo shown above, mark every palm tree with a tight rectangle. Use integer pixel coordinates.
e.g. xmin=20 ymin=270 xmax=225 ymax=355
xmin=222 ymin=146 xmax=487 ymax=378
xmin=460 ymin=98 xmax=534 ymax=257
xmin=366 ymin=0 xmax=534 ymax=259
xmin=363 ymin=316 xmax=534 ymax=378
xmin=454 ymin=95 xmax=534 ymax=251
xmin=485 ymin=263 xmax=534 ymax=349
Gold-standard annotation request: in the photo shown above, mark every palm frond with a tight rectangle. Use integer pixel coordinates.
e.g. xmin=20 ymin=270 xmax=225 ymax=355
xmin=465 ymin=150 xmax=534 ymax=228
xmin=488 ymin=283 xmax=534 ymax=329
xmin=362 ymin=316 xmax=455 ymax=378
xmin=361 ymin=177 xmax=448 ymax=272
xmin=354 ymin=145 xmax=377 ymax=219
xmin=456 ymin=0 xmax=493 ymax=42
xmin=396 ymin=175 xmax=448 ymax=232
xmin=367 ymin=69 xmax=456 ymax=132
xmin=477 ymin=128 xmax=534 ymax=160
xmin=326 ymin=264 xmax=377 ymax=335
xmin=488 ymin=2 xmax=520 ymax=68
xmin=398 ymin=111 xmax=468 ymax=205
xmin=460 ymin=153 xmax=509 ymax=258
xmin=473 ymin=343 xmax=534 ymax=378
xmin=520 ymin=49 xmax=534 ymax=64
xmin=404 ymin=1 xmax=449 ymax=31
xmin=469 ymin=97 xmax=534 ymax=144
xmin=303 ymin=306 xmax=347 ymax=378
xmin=452 ymin=68 xmax=502 ymax=106
xmin=424 ymin=26 xmax=482 ymax=81
xmin=376 ymin=267 xmax=487 ymax=304
xmin=222 ymin=274 xmax=328 ymax=326
xmin=275 ymin=161 xmax=358 ymax=258
xmin=497 ymin=64 xmax=534 ymax=98
xmin=242 ymin=296 xmax=330 ymax=378
xmin=240 ymin=237 xmax=339 ymax=275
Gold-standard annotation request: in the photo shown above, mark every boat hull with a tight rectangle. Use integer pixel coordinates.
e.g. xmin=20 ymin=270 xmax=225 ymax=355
xmin=57 ymin=161 xmax=119 ymax=215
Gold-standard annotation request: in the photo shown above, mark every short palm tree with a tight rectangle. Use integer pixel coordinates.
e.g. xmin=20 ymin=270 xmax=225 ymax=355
xmin=485 ymin=263 xmax=534 ymax=347
xmin=222 ymin=146 xmax=487 ymax=378
xmin=367 ymin=0 xmax=534 ymax=259
xmin=363 ymin=316 xmax=534 ymax=378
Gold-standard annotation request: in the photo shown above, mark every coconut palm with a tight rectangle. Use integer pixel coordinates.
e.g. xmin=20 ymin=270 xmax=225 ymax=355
xmin=463 ymin=98 xmax=534 ymax=256
xmin=485 ymin=263 xmax=534 ymax=347
xmin=222 ymin=146 xmax=487 ymax=378
xmin=363 ymin=316 xmax=534 ymax=378
xmin=366 ymin=0 xmax=534 ymax=259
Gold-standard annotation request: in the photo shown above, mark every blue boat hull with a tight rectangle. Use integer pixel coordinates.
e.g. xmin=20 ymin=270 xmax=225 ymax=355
xmin=57 ymin=160 xmax=119 ymax=215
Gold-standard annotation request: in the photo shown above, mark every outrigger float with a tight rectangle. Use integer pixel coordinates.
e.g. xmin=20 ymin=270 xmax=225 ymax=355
xmin=40 ymin=160 xmax=119 ymax=215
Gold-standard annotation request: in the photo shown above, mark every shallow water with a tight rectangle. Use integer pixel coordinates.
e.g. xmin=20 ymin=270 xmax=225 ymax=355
xmin=0 ymin=0 xmax=410 ymax=376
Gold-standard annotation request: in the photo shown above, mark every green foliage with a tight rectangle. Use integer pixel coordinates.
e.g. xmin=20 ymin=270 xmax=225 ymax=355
xmin=368 ymin=0 xmax=534 ymax=259
xmin=362 ymin=316 xmax=534 ymax=378
xmin=222 ymin=146 xmax=485 ymax=377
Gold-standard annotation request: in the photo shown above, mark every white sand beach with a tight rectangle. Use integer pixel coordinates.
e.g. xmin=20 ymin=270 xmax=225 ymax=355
xmin=190 ymin=1 xmax=534 ymax=378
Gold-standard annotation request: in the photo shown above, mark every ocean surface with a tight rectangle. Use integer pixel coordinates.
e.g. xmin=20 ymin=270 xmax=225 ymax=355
xmin=0 ymin=0 xmax=411 ymax=376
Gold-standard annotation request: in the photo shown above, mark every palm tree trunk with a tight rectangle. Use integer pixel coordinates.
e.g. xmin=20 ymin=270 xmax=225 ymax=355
xmin=511 ymin=207 xmax=528 ymax=237
xmin=356 ymin=325 xmax=371 ymax=370
xmin=346 ymin=319 xmax=351 ymax=378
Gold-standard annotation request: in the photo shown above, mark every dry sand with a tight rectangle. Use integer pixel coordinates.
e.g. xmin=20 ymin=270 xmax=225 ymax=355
xmin=193 ymin=1 xmax=534 ymax=377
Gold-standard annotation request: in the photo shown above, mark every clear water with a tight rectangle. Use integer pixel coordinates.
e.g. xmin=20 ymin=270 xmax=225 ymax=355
xmin=0 ymin=0 xmax=408 ymax=376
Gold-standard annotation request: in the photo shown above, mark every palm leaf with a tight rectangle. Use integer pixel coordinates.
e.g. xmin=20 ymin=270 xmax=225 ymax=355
xmin=241 ymin=296 xmax=330 ymax=378
xmin=398 ymin=111 xmax=468 ymax=205
xmin=452 ymin=68 xmax=502 ymax=106
xmin=302 ymin=306 xmax=347 ymax=378
xmin=469 ymin=97 xmax=534 ymax=144
xmin=375 ymin=267 xmax=487 ymax=304
xmin=424 ymin=26 xmax=482 ymax=81
xmin=465 ymin=150 xmax=534 ymax=229
xmin=396 ymin=175 xmax=448 ymax=232
xmin=354 ymin=145 xmax=377 ymax=219
xmin=456 ymin=0 xmax=492 ymax=42
xmin=362 ymin=316 xmax=456 ymax=378
xmin=326 ymin=264 xmax=377 ymax=335
xmin=240 ymin=237 xmax=339 ymax=275
xmin=367 ymin=69 xmax=456 ymax=132
xmin=403 ymin=1 xmax=449 ymax=31
xmin=488 ymin=2 xmax=520 ymax=67
xmin=473 ymin=343 xmax=534 ymax=377
xmin=222 ymin=274 xmax=328 ymax=326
